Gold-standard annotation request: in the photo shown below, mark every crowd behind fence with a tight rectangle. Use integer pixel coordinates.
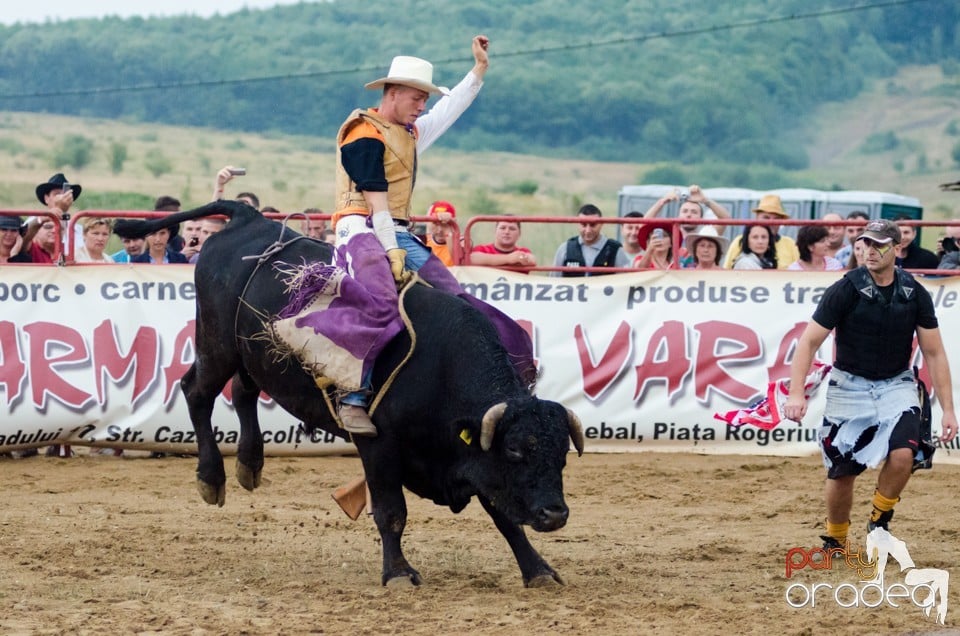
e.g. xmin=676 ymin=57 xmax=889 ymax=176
xmin=1 ymin=209 xmax=959 ymax=277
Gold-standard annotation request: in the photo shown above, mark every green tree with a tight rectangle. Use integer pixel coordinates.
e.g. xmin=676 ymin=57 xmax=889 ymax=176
xmin=144 ymin=149 xmax=173 ymax=178
xmin=108 ymin=142 xmax=128 ymax=174
xmin=52 ymin=134 xmax=94 ymax=170
xmin=952 ymin=141 xmax=960 ymax=167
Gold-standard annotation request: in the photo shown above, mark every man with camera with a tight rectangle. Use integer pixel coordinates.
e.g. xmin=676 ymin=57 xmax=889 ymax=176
xmin=640 ymin=185 xmax=732 ymax=267
xmin=936 ymin=224 xmax=960 ymax=270
xmin=19 ymin=173 xmax=82 ymax=263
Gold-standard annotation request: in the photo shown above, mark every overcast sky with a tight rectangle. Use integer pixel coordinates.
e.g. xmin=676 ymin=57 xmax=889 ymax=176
xmin=1 ymin=0 xmax=309 ymax=25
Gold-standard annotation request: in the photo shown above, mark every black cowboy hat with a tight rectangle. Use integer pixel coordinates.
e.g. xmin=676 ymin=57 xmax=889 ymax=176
xmin=36 ymin=173 xmax=82 ymax=204
xmin=112 ymin=217 xmax=180 ymax=241
xmin=0 ymin=215 xmax=24 ymax=236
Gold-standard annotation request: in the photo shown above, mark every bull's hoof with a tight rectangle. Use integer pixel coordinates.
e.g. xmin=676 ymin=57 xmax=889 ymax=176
xmin=235 ymin=460 xmax=261 ymax=492
xmin=525 ymin=572 xmax=565 ymax=588
xmin=384 ymin=574 xmax=420 ymax=588
xmin=197 ymin=479 xmax=226 ymax=507
xmin=383 ymin=568 xmax=422 ymax=587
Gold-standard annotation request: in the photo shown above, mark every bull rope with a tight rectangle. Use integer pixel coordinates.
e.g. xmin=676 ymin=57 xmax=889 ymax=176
xmin=367 ymin=273 xmax=421 ymax=416
xmin=234 ymin=214 xmax=327 ymax=345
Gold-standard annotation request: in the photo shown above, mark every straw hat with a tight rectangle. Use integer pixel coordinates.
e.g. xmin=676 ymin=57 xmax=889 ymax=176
xmin=365 ymin=56 xmax=450 ymax=96
xmin=751 ymin=194 xmax=789 ymax=218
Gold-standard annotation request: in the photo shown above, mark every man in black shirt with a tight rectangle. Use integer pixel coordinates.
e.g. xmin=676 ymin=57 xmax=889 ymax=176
xmin=784 ymin=219 xmax=957 ymax=550
xmin=895 ymin=217 xmax=939 ymax=270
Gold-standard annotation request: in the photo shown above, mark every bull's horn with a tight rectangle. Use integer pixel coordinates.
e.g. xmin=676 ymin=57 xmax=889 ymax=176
xmin=566 ymin=408 xmax=585 ymax=457
xmin=480 ymin=402 xmax=508 ymax=451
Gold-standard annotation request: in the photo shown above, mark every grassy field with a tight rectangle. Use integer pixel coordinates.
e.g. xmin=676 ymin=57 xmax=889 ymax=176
xmin=1 ymin=64 xmax=958 ymax=263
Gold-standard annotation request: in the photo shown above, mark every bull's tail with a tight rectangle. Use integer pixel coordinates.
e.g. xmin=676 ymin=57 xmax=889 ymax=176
xmin=113 ymin=199 xmax=258 ymax=239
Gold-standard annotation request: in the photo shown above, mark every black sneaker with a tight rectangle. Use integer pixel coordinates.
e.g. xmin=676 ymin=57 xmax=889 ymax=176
xmin=820 ymin=535 xmax=845 ymax=551
xmin=867 ymin=509 xmax=894 ymax=532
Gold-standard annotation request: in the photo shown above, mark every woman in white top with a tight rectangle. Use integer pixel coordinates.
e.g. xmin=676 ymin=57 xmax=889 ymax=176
xmin=731 ymin=224 xmax=778 ymax=270
xmin=74 ymin=218 xmax=115 ymax=263
xmin=787 ymin=225 xmax=844 ymax=271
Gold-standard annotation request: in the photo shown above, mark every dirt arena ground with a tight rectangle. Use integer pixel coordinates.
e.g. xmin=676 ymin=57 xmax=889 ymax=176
xmin=1 ymin=451 xmax=958 ymax=635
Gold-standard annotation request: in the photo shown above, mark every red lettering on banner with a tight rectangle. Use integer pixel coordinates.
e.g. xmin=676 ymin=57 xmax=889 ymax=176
xmin=24 ymin=322 xmax=93 ymax=409
xmin=575 ymin=321 xmax=632 ymax=400
xmin=92 ymin=320 xmax=160 ymax=406
xmin=163 ymin=320 xmax=196 ymax=405
xmin=767 ymin=322 xmax=808 ymax=385
xmin=693 ymin=321 xmax=762 ymax=401
xmin=634 ymin=320 xmax=689 ymax=401
xmin=0 ymin=321 xmax=26 ymax=405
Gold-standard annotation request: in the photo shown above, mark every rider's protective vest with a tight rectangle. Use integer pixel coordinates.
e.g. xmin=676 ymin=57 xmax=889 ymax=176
xmin=334 ymin=108 xmax=417 ymax=223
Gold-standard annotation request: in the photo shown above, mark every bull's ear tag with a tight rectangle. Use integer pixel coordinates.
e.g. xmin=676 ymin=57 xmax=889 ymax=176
xmin=459 ymin=428 xmax=473 ymax=445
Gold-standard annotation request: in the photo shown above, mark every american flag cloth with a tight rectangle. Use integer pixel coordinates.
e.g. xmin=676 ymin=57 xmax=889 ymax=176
xmin=714 ymin=361 xmax=832 ymax=430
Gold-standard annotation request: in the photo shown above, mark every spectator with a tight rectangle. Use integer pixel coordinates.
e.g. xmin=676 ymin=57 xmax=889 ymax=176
xmin=470 ymin=216 xmax=536 ymax=268
xmin=20 ymin=173 xmax=80 ymax=260
xmin=154 ymin=195 xmax=180 ymax=212
xmin=188 ymin=217 xmax=227 ymax=264
xmin=787 ymin=225 xmax=844 ymax=271
xmin=153 ymin=195 xmax=185 ymax=253
xmin=424 ymin=200 xmax=457 ymax=266
xmin=683 ymin=226 xmax=728 ymax=270
xmin=261 ymin=206 xmax=281 ymax=215
xmin=821 ymin=212 xmax=845 ymax=258
xmin=0 ymin=216 xmax=31 ymax=263
xmin=212 ymin=165 xmax=259 ymax=210
xmin=180 ymin=219 xmax=203 ymax=261
xmin=730 ymin=224 xmax=778 ymax=270
xmin=621 ymin=211 xmax=644 ymax=263
xmin=74 ymin=218 xmax=115 ymax=263
xmin=642 ymin=185 xmax=732 ymax=267
xmin=846 ymin=239 xmax=866 ymax=270
xmin=132 ymin=227 xmax=188 ymax=264
xmin=634 ymin=222 xmax=673 ymax=270
xmin=834 ymin=210 xmax=869 ymax=265
xmin=320 ymin=228 xmax=336 ymax=245
xmin=552 ymin=204 xmax=629 ymax=276
xmin=111 ymin=235 xmax=145 ymax=263
xmin=894 ymin=216 xmax=939 ymax=270
xmin=236 ymin=192 xmax=260 ymax=210
xmin=937 ymin=224 xmax=960 ymax=270
xmin=723 ymin=194 xmax=799 ymax=269
xmin=300 ymin=209 xmax=327 ymax=239
xmin=20 ymin=218 xmax=59 ymax=264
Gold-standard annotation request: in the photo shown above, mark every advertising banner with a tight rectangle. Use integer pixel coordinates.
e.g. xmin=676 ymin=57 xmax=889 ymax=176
xmin=1 ymin=264 xmax=958 ymax=460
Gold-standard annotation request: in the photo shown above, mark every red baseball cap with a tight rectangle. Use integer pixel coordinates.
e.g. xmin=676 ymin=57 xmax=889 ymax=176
xmin=428 ymin=200 xmax=456 ymax=218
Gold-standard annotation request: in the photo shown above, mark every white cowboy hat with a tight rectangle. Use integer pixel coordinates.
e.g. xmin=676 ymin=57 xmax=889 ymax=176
xmin=684 ymin=225 xmax=729 ymax=257
xmin=365 ymin=56 xmax=450 ymax=96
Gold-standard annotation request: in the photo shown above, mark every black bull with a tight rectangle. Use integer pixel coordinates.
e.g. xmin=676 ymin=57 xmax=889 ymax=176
xmin=118 ymin=201 xmax=585 ymax=587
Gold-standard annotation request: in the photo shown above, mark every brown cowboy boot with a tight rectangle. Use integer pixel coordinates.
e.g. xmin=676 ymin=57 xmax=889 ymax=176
xmin=338 ymin=404 xmax=377 ymax=437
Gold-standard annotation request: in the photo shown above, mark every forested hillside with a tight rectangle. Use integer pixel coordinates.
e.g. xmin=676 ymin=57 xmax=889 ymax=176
xmin=1 ymin=0 xmax=957 ymax=169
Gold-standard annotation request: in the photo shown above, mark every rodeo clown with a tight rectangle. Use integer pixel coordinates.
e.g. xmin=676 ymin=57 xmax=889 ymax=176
xmin=271 ymin=36 xmax=535 ymax=438
xmin=784 ymin=219 xmax=957 ymax=550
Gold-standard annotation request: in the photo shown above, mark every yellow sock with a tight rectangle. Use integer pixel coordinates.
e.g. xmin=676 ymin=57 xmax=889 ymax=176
xmin=870 ymin=490 xmax=899 ymax=522
xmin=825 ymin=520 xmax=850 ymax=546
